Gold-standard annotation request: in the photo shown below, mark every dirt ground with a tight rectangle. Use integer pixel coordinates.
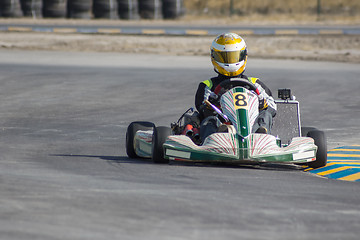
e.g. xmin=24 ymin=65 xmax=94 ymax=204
xmin=1 ymin=19 xmax=360 ymax=63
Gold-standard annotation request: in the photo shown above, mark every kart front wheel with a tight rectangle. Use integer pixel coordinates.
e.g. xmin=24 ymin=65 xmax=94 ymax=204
xmin=126 ymin=121 xmax=155 ymax=158
xmin=307 ymin=130 xmax=327 ymax=168
xmin=152 ymin=126 xmax=171 ymax=164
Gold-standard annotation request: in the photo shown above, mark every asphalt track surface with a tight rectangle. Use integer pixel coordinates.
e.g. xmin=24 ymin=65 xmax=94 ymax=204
xmin=0 ymin=50 xmax=359 ymax=239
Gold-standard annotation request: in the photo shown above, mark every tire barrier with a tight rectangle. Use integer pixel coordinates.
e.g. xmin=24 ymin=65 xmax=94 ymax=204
xmin=42 ymin=0 xmax=66 ymax=18
xmin=67 ymin=0 xmax=92 ymax=19
xmin=0 ymin=0 xmax=23 ymax=17
xmin=93 ymin=0 xmax=118 ymax=19
xmin=117 ymin=0 xmax=137 ymax=19
xmin=161 ymin=0 xmax=182 ymax=19
xmin=138 ymin=0 xmax=161 ymax=19
xmin=0 ymin=0 xmax=185 ymax=19
xmin=20 ymin=0 xmax=42 ymax=18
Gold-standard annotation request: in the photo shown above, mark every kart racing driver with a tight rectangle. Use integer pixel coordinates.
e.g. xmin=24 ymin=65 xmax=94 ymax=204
xmin=195 ymin=32 xmax=277 ymax=142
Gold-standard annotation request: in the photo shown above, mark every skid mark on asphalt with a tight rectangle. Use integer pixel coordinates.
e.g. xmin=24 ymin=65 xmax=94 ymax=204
xmin=305 ymin=145 xmax=360 ymax=182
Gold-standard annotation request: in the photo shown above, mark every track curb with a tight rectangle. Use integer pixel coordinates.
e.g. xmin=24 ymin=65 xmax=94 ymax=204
xmin=305 ymin=145 xmax=360 ymax=182
xmin=1 ymin=25 xmax=360 ymax=36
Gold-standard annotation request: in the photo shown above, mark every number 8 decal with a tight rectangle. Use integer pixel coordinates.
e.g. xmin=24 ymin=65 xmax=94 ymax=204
xmin=233 ymin=92 xmax=248 ymax=110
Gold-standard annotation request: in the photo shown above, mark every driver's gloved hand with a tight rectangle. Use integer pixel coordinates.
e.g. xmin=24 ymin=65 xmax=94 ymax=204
xmin=208 ymin=92 xmax=219 ymax=105
xmin=258 ymin=95 xmax=268 ymax=110
xmin=209 ymin=92 xmax=218 ymax=100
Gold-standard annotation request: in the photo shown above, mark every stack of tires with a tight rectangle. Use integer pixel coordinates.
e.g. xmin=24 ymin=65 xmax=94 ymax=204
xmin=117 ymin=0 xmax=137 ymax=19
xmin=138 ymin=0 xmax=160 ymax=19
xmin=0 ymin=0 xmax=23 ymax=17
xmin=20 ymin=0 xmax=42 ymax=17
xmin=42 ymin=0 xmax=66 ymax=18
xmin=67 ymin=0 xmax=92 ymax=19
xmin=162 ymin=0 xmax=182 ymax=19
xmin=1 ymin=0 xmax=185 ymax=19
xmin=93 ymin=0 xmax=118 ymax=19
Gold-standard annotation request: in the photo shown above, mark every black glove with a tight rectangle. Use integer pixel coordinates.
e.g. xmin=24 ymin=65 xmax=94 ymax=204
xmin=207 ymin=92 xmax=219 ymax=105
xmin=259 ymin=97 xmax=268 ymax=110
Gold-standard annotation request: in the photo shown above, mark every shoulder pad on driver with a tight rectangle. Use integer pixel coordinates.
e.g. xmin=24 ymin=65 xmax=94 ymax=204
xmin=248 ymin=77 xmax=259 ymax=84
xmin=202 ymin=79 xmax=213 ymax=89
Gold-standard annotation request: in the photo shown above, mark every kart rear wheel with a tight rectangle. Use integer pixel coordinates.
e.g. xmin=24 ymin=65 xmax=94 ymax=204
xmin=152 ymin=126 xmax=171 ymax=164
xmin=126 ymin=121 xmax=155 ymax=158
xmin=307 ymin=130 xmax=327 ymax=168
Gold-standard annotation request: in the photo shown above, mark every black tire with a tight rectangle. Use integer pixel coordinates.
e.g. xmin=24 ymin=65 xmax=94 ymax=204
xmin=93 ymin=0 xmax=118 ymax=19
xmin=162 ymin=0 xmax=182 ymax=19
xmin=152 ymin=126 xmax=171 ymax=164
xmin=126 ymin=121 xmax=155 ymax=159
xmin=138 ymin=0 xmax=160 ymax=19
xmin=0 ymin=0 xmax=23 ymax=17
xmin=117 ymin=0 xmax=137 ymax=19
xmin=43 ymin=0 xmax=66 ymax=18
xmin=20 ymin=0 xmax=42 ymax=17
xmin=301 ymin=126 xmax=317 ymax=137
xmin=307 ymin=130 xmax=327 ymax=168
xmin=67 ymin=0 xmax=92 ymax=19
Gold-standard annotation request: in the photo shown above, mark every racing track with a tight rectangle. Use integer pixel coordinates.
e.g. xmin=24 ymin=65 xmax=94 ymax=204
xmin=0 ymin=50 xmax=359 ymax=240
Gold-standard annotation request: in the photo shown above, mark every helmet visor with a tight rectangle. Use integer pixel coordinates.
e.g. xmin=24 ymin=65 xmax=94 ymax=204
xmin=212 ymin=49 xmax=247 ymax=64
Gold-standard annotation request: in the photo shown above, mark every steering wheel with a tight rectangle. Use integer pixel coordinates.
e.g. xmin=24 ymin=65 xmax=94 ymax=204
xmin=214 ymin=79 xmax=260 ymax=96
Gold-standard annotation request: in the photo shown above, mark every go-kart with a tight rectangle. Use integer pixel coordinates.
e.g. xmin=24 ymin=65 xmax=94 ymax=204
xmin=126 ymin=79 xmax=327 ymax=169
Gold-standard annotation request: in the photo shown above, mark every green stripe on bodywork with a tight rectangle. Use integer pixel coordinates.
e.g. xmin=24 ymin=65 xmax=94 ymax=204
xmin=251 ymin=153 xmax=293 ymax=162
xmin=234 ymin=88 xmax=250 ymax=137
xmin=234 ymin=88 xmax=250 ymax=159
xmin=165 ymin=144 xmax=309 ymax=164
xmin=164 ymin=145 xmax=239 ymax=162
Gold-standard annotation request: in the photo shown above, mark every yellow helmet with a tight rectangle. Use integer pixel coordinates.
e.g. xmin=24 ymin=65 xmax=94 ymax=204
xmin=211 ymin=33 xmax=248 ymax=77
